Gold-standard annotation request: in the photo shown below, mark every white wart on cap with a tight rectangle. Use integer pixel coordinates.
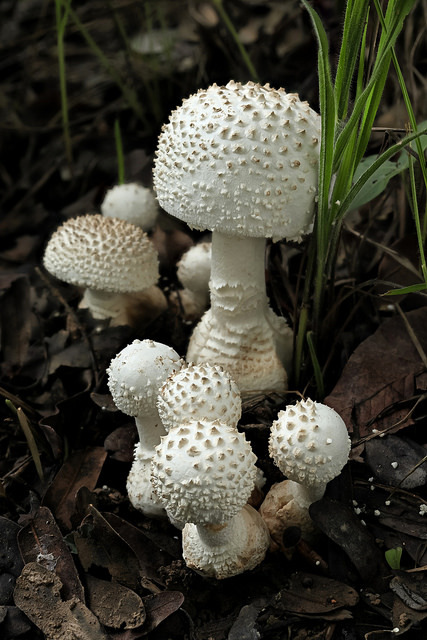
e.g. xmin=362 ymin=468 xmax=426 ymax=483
xmin=101 ymin=183 xmax=158 ymax=231
xmin=43 ymin=214 xmax=159 ymax=322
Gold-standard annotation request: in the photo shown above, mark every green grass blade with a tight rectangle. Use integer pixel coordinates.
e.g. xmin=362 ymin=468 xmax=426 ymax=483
xmin=114 ymin=119 xmax=125 ymax=185
xmin=5 ymin=400 xmax=44 ymax=482
xmin=334 ymin=0 xmax=370 ymax=121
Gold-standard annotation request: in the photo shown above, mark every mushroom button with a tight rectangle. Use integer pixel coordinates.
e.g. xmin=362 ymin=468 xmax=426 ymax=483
xmin=43 ymin=214 xmax=159 ymax=325
xmin=157 ymin=362 xmax=241 ymax=433
xmin=153 ymin=81 xmax=320 ymax=394
xmin=261 ymin=398 xmax=351 ymax=546
xmin=151 ymin=418 xmax=270 ymax=579
xmin=107 ymin=339 xmax=183 ymax=517
xmin=101 ymin=182 xmax=159 ymax=231
xmin=171 ymin=242 xmax=212 ymax=320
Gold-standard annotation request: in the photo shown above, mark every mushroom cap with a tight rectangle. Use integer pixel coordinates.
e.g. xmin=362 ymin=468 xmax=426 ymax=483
xmin=177 ymin=242 xmax=212 ymax=294
xmin=101 ymin=183 xmax=158 ymax=231
xmin=269 ymin=398 xmax=351 ymax=488
xmin=107 ymin=339 xmax=182 ymax=417
xmin=151 ymin=419 xmax=257 ymax=525
xmin=43 ymin=214 xmax=159 ymax=292
xmin=157 ymin=362 xmax=241 ymax=432
xmin=153 ymin=80 xmax=320 ymax=242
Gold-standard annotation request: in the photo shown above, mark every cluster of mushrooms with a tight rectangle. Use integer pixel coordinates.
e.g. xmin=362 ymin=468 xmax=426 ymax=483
xmin=43 ymin=81 xmax=352 ymax=579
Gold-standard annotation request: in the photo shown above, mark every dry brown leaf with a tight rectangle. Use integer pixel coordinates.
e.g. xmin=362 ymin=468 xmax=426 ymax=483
xmin=325 ymin=308 xmax=427 ymax=440
xmin=17 ymin=506 xmax=84 ymax=602
xmin=14 ymin=562 xmax=107 ymax=640
xmin=43 ymin=448 xmax=107 ymax=530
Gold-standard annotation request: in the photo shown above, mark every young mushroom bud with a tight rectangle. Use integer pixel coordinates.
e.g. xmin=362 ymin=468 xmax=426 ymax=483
xmin=157 ymin=362 xmax=241 ymax=433
xmin=171 ymin=242 xmax=212 ymax=320
xmin=153 ymin=80 xmax=320 ymax=394
xmin=151 ymin=419 xmax=270 ymax=579
xmin=43 ymin=214 xmax=163 ymax=326
xmin=261 ymin=398 xmax=351 ymax=546
xmin=107 ymin=339 xmax=183 ymax=516
xmin=101 ymin=182 xmax=159 ymax=231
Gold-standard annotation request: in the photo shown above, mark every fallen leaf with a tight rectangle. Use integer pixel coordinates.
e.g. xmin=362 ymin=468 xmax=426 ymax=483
xmin=17 ymin=506 xmax=84 ymax=602
xmin=104 ymin=425 xmax=137 ymax=463
xmin=326 ymin=308 xmax=427 ymax=439
xmin=14 ymin=562 xmax=107 ymax=639
xmin=85 ymin=574 xmax=145 ymax=630
xmin=365 ymin=435 xmax=427 ymax=488
xmin=142 ymin=590 xmax=185 ymax=633
xmin=0 ymin=276 xmax=32 ymax=372
xmin=310 ymin=498 xmax=388 ymax=583
xmin=74 ymin=505 xmax=142 ymax=591
xmin=43 ymin=447 xmax=107 ymax=530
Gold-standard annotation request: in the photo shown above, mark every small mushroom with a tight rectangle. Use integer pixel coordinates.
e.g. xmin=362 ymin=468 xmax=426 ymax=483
xmin=170 ymin=242 xmax=212 ymax=320
xmin=151 ymin=418 xmax=270 ymax=578
xmin=153 ymin=80 xmax=320 ymax=394
xmin=101 ymin=183 xmax=159 ymax=231
xmin=261 ymin=398 xmax=351 ymax=546
xmin=43 ymin=214 xmax=163 ymax=325
xmin=107 ymin=339 xmax=183 ymax=516
xmin=157 ymin=362 xmax=241 ymax=433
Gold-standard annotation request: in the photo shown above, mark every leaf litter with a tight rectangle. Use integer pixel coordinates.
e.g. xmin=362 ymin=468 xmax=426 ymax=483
xmin=1 ymin=0 xmax=427 ymax=638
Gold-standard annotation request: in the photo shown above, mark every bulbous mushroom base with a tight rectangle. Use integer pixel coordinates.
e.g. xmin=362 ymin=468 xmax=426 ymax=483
xmin=187 ymin=308 xmax=288 ymax=395
xmin=182 ymin=505 xmax=270 ymax=579
xmin=127 ymin=444 xmax=165 ymax=518
xmin=259 ymin=480 xmax=319 ymax=551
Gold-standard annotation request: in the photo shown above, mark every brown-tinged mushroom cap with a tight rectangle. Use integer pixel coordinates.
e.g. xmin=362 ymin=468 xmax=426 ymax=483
xmin=43 ymin=213 xmax=158 ymax=293
xmin=153 ymin=80 xmax=320 ymax=242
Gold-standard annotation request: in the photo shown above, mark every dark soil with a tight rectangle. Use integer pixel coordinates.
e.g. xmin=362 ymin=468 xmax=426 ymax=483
xmin=1 ymin=1 xmax=427 ymax=639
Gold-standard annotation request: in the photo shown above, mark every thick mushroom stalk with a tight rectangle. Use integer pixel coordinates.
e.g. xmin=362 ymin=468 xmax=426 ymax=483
xmin=107 ymin=339 xmax=183 ymax=517
xmin=187 ymin=233 xmax=289 ymax=393
xmin=151 ymin=419 xmax=270 ymax=579
xmin=262 ymin=398 xmax=351 ymax=546
xmin=153 ymin=80 xmax=320 ymax=394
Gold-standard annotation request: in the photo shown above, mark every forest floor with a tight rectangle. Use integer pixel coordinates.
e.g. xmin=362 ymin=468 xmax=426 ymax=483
xmin=1 ymin=1 xmax=427 ymax=639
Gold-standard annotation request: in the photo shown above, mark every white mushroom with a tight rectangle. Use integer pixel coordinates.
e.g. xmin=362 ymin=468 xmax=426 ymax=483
xmin=171 ymin=242 xmax=212 ymax=320
xmin=151 ymin=418 xmax=270 ymax=578
xmin=153 ymin=80 xmax=320 ymax=394
xmin=43 ymin=214 xmax=161 ymax=325
xmin=101 ymin=183 xmax=159 ymax=231
xmin=107 ymin=339 xmax=183 ymax=517
xmin=157 ymin=362 xmax=241 ymax=433
xmin=262 ymin=398 xmax=351 ymax=544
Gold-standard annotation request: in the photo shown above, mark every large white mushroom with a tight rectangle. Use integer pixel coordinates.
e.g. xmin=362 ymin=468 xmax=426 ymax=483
xmin=107 ymin=339 xmax=183 ymax=517
xmin=153 ymin=80 xmax=320 ymax=394
xmin=43 ymin=214 xmax=163 ymax=325
xmin=151 ymin=418 xmax=270 ymax=579
xmin=261 ymin=398 xmax=351 ymax=546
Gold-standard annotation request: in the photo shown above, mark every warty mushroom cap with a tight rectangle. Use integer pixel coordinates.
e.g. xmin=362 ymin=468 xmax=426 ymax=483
xmin=153 ymin=80 xmax=320 ymax=242
xmin=107 ymin=339 xmax=182 ymax=418
xmin=157 ymin=362 xmax=241 ymax=432
xmin=269 ymin=398 xmax=351 ymax=488
xmin=101 ymin=183 xmax=158 ymax=231
xmin=43 ymin=214 xmax=159 ymax=293
xmin=151 ymin=418 xmax=258 ymax=525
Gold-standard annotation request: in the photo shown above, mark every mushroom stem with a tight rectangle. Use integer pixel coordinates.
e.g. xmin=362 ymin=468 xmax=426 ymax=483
xmin=187 ymin=232 xmax=287 ymax=393
xmin=80 ymin=289 xmax=125 ymax=320
xmin=134 ymin=413 xmax=166 ymax=455
xmin=183 ymin=504 xmax=270 ymax=579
